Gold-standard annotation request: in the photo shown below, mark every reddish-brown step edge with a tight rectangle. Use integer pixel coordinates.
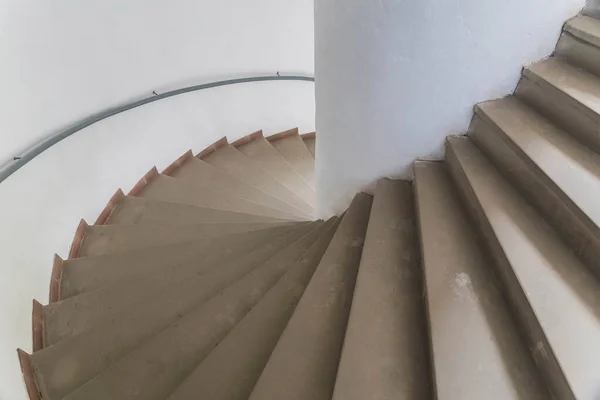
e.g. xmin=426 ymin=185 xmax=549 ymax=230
xmin=231 ymin=130 xmax=264 ymax=148
xmin=301 ymin=131 xmax=316 ymax=140
xmin=17 ymin=348 xmax=42 ymax=400
xmin=68 ymin=219 xmax=89 ymax=259
xmin=95 ymin=189 xmax=125 ymax=225
xmin=49 ymin=254 xmax=64 ymax=303
xmin=162 ymin=150 xmax=194 ymax=176
xmin=266 ymin=127 xmax=299 ymax=143
xmin=196 ymin=136 xmax=229 ymax=159
xmin=128 ymin=167 xmax=159 ymax=197
xmin=32 ymin=300 xmax=44 ymax=352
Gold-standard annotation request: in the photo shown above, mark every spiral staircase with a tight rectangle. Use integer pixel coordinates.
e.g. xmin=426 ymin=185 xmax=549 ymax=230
xmin=16 ymin=13 xmax=600 ymax=400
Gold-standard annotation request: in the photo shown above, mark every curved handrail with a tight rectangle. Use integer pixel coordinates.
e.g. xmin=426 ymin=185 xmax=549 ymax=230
xmin=0 ymin=74 xmax=315 ymax=184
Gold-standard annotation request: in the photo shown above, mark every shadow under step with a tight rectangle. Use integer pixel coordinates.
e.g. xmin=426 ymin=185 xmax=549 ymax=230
xmin=556 ymin=15 xmax=600 ymax=78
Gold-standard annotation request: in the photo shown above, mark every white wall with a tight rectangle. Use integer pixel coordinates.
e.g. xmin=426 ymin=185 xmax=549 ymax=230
xmin=315 ymin=0 xmax=587 ymax=216
xmin=0 ymin=2 xmax=314 ymax=399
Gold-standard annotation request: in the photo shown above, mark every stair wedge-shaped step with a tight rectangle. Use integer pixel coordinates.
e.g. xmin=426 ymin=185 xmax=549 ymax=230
xmin=236 ymin=135 xmax=316 ymax=207
xmin=166 ymin=153 xmax=305 ymax=218
xmin=29 ymin=222 xmax=320 ymax=400
xmin=45 ymin=226 xmax=301 ymax=345
xmin=61 ymin=220 xmax=332 ymax=400
xmin=249 ymin=193 xmax=372 ymax=400
xmin=268 ymin=129 xmax=316 ymax=188
xmin=167 ymin=219 xmax=340 ymax=400
xmin=557 ymin=16 xmax=600 ymax=77
xmin=447 ymin=137 xmax=600 ymax=400
xmin=105 ymin=196 xmax=288 ymax=225
xmin=136 ymin=173 xmax=304 ymax=220
xmin=516 ymin=57 xmax=600 ymax=153
xmin=74 ymin=221 xmax=287 ymax=257
xmin=332 ymin=179 xmax=430 ymax=400
xmin=470 ymin=97 xmax=600 ymax=280
xmin=302 ymin=133 xmax=316 ymax=159
xmin=59 ymin=225 xmax=299 ymax=299
xmin=414 ymin=161 xmax=548 ymax=400
xmin=201 ymin=143 xmax=313 ymax=218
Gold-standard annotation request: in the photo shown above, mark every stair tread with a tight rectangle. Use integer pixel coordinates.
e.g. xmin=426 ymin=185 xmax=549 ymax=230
xmin=61 ymin=220 xmax=331 ymax=400
xmin=269 ymin=130 xmax=316 ymax=188
xmin=249 ymin=193 xmax=372 ymax=400
xmin=137 ymin=174 xmax=305 ymax=220
xmin=332 ymin=179 xmax=430 ymax=400
xmin=477 ymin=96 xmax=600 ymax=233
xmin=414 ymin=161 xmax=547 ymax=399
xmin=303 ymin=136 xmax=316 ymax=158
xmin=106 ymin=196 xmax=289 ymax=225
xmin=524 ymin=57 xmax=600 ymax=121
xmin=201 ymin=144 xmax=314 ymax=218
xmin=166 ymin=219 xmax=339 ymax=400
xmin=30 ymin=222 xmax=321 ymax=400
xmin=448 ymin=137 xmax=600 ymax=400
xmin=236 ymin=136 xmax=315 ymax=207
xmin=60 ymin=225 xmax=302 ymax=299
xmin=565 ymin=15 xmax=600 ymax=48
xmin=78 ymin=221 xmax=287 ymax=257
xmin=168 ymin=156 xmax=305 ymax=218
xmin=46 ymin=226 xmax=301 ymax=345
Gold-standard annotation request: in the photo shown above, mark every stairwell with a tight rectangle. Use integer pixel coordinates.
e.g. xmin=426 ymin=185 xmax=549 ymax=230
xmin=16 ymin=12 xmax=600 ymax=400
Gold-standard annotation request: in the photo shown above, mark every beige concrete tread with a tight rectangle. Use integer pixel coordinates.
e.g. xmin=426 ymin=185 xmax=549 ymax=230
xmin=556 ymin=28 xmax=600 ymax=79
xmin=28 ymin=222 xmax=321 ymax=400
xmin=303 ymin=136 xmax=316 ymax=158
xmin=332 ymin=179 xmax=430 ymax=400
xmin=268 ymin=130 xmax=316 ymax=189
xmin=236 ymin=136 xmax=316 ymax=207
xmin=565 ymin=15 xmax=600 ymax=48
xmin=167 ymin=155 xmax=306 ymax=218
xmin=44 ymin=227 xmax=302 ymax=347
xmin=75 ymin=221 xmax=288 ymax=258
xmin=59 ymin=225 xmax=301 ymax=300
xmin=414 ymin=161 xmax=548 ymax=400
xmin=517 ymin=57 xmax=600 ymax=152
xmin=136 ymin=174 xmax=306 ymax=220
xmin=61 ymin=221 xmax=331 ymax=400
xmin=166 ymin=219 xmax=339 ymax=400
xmin=447 ymin=136 xmax=600 ymax=400
xmin=200 ymin=143 xmax=314 ymax=218
xmin=106 ymin=195 xmax=291 ymax=225
xmin=249 ymin=193 xmax=372 ymax=400
xmin=472 ymin=96 xmax=600 ymax=279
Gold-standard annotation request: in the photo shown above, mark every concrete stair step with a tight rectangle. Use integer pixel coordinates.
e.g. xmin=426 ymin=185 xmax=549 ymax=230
xmin=59 ymin=225 xmax=301 ymax=299
xmin=166 ymin=219 xmax=339 ymax=400
xmin=332 ymin=178 xmax=430 ymax=400
xmin=74 ymin=220 xmax=288 ymax=258
xmin=44 ymin=226 xmax=304 ymax=346
xmin=557 ymin=15 xmax=600 ymax=77
xmin=235 ymin=133 xmax=315 ymax=207
xmin=61 ymin=220 xmax=333 ymax=400
xmin=136 ymin=173 xmax=305 ymax=220
xmin=302 ymin=133 xmax=316 ymax=159
xmin=105 ymin=195 xmax=290 ymax=225
xmin=268 ymin=129 xmax=316 ymax=189
xmin=249 ymin=193 xmax=372 ymax=400
xmin=28 ymin=222 xmax=322 ymax=400
xmin=471 ymin=96 xmax=600 ymax=280
xmin=414 ymin=160 xmax=548 ymax=399
xmin=447 ymin=136 xmax=600 ymax=399
xmin=166 ymin=152 xmax=305 ymax=218
xmin=516 ymin=57 xmax=600 ymax=153
xmin=201 ymin=143 xmax=314 ymax=218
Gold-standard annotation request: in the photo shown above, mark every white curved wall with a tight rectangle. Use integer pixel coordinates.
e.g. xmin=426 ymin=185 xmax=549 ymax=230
xmin=315 ymin=0 xmax=587 ymax=216
xmin=0 ymin=2 xmax=314 ymax=399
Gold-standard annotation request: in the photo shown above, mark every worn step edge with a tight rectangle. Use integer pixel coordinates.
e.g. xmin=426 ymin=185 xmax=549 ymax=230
xmin=265 ymin=128 xmax=299 ymax=143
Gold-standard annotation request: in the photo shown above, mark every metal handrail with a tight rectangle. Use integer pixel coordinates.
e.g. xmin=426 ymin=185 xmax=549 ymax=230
xmin=0 ymin=74 xmax=315 ymax=184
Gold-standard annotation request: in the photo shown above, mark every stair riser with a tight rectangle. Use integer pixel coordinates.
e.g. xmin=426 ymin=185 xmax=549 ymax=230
xmin=446 ymin=141 xmax=575 ymax=400
xmin=515 ymin=74 xmax=600 ymax=154
xmin=556 ymin=32 xmax=600 ymax=78
xmin=469 ymin=114 xmax=600 ymax=281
